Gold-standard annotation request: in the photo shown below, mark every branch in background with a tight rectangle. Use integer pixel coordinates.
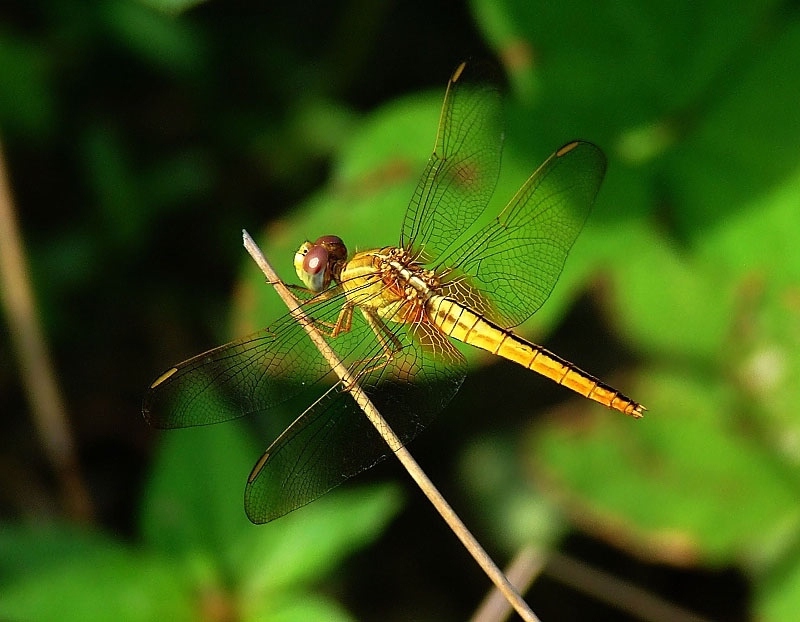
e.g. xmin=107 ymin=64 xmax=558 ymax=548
xmin=0 ymin=143 xmax=94 ymax=523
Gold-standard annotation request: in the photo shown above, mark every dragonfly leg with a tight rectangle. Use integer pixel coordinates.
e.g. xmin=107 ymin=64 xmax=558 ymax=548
xmin=340 ymin=309 xmax=403 ymax=391
xmin=361 ymin=308 xmax=404 ymax=355
xmin=331 ymin=303 xmax=354 ymax=338
xmin=298 ymin=299 xmax=355 ymax=338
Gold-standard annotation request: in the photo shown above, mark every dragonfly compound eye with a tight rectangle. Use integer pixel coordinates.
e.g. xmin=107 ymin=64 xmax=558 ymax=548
xmin=303 ymin=245 xmax=328 ymax=275
xmin=291 ymin=243 xmax=330 ymax=292
xmin=314 ymin=235 xmax=348 ymax=263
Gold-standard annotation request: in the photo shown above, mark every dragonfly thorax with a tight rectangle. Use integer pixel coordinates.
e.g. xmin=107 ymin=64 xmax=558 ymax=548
xmin=294 ymin=235 xmax=348 ymax=292
xmin=383 ymin=246 xmax=440 ymax=298
xmin=335 ymin=246 xmax=441 ymax=325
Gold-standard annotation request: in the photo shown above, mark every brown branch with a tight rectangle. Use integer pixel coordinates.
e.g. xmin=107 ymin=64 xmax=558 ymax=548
xmin=472 ymin=545 xmax=546 ymax=622
xmin=242 ymin=230 xmax=540 ymax=622
xmin=0 ymin=144 xmax=93 ymax=523
xmin=546 ymin=550 xmax=712 ymax=622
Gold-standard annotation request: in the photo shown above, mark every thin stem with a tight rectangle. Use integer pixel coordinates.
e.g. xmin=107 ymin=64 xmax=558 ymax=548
xmin=471 ymin=546 xmax=713 ymax=622
xmin=545 ymin=551 xmax=712 ymax=622
xmin=471 ymin=545 xmax=546 ymax=622
xmin=242 ymin=230 xmax=540 ymax=622
xmin=0 ymin=144 xmax=93 ymax=523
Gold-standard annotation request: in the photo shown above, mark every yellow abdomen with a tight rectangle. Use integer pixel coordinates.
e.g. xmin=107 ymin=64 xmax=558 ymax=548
xmin=427 ymin=295 xmax=644 ymax=417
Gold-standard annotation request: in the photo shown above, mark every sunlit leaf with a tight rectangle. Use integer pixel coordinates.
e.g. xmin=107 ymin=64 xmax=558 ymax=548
xmin=527 ymin=368 xmax=800 ymax=566
xmin=140 ymin=420 xmax=255 ymax=560
xmin=0 ymin=534 xmax=193 ymax=622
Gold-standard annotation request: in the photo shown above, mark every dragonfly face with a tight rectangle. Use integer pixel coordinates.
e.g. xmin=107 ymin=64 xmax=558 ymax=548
xmin=144 ymin=62 xmax=644 ymax=524
xmin=294 ymin=235 xmax=348 ymax=292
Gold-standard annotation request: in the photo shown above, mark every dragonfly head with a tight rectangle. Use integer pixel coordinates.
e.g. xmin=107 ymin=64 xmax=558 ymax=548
xmin=294 ymin=235 xmax=348 ymax=292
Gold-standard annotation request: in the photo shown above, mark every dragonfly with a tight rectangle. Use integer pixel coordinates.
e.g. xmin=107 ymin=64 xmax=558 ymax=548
xmin=144 ymin=62 xmax=645 ymax=524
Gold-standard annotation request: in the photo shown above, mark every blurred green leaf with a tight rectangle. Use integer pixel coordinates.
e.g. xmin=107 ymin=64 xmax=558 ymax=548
xmin=482 ymin=0 xmax=782 ymax=131
xmin=231 ymin=485 xmax=401 ymax=598
xmin=695 ymin=165 xmax=800 ymax=284
xmin=0 ymin=529 xmax=193 ymax=622
xmin=139 ymin=148 xmax=215 ymax=211
xmin=0 ymin=420 xmax=398 ymax=622
xmin=251 ymin=99 xmax=358 ymax=187
xmin=0 ymin=524 xmax=118 ymax=580
xmin=602 ymin=220 xmax=737 ymax=360
xmin=244 ymin=593 xmax=354 ymax=622
xmin=140 ymin=420 xmax=255 ymax=561
xmin=81 ymin=123 xmax=143 ymax=248
xmin=100 ymin=0 xmax=206 ymax=75
xmin=666 ymin=21 xmax=800 ymax=239
xmin=136 ymin=0 xmax=208 ymax=16
xmin=0 ymin=29 xmax=55 ymax=139
xmin=528 ymin=368 xmax=800 ymax=566
xmin=0 ymin=444 xmax=399 ymax=622
xmin=459 ymin=434 xmax=565 ymax=552
xmin=756 ymin=554 xmax=800 ymax=622
xmin=0 ymin=425 xmax=399 ymax=622
xmin=82 ymin=123 xmax=214 ymax=247
xmin=696 ymin=167 xmax=800 ymax=448
xmin=141 ymin=410 xmax=401 ymax=592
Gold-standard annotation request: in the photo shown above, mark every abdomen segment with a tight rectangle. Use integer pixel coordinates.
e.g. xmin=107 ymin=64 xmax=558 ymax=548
xmin=428 ymin=296 xmax=645 ymax=417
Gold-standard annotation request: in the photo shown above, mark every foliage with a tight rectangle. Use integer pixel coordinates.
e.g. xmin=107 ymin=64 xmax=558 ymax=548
xmin=469 ymin=1 xmax=800 ymax=620
xmin=238 ymin=0 xmax=800 ymax=618
xmin=0 ymin=0 xmax=799 ymax=619
xmin=0 ymin=422 xmax=400 ymax=621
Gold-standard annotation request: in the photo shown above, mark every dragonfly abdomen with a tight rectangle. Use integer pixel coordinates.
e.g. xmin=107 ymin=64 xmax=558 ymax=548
xmin=427 ymin=295 xmax=644 ymax=418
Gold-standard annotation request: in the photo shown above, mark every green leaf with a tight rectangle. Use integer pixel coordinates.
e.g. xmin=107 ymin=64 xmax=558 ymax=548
xmin=100 ymin=0 xmax=206 ymax=75
xmin=666 ymin=21 xmax=800 ymax=239
xmin=598 ymin=220 xmax=737 ymax=360
xmin=231 ymin=485 xmax=401 ymax=599
xmin=0 ymin=524 xmax=118 ymax=581
xmin=244 ymin=592 xmax=354 ymax=622
xmin=458 ymin=434 xmax=566 ymax=552
xmin=140 ymin=420 xmax=256 ymax=562
xmin=0 ymin=29 xmax=55 ymax=139
xmin=755 ymin=555 xmax=800 ymax=622
xmin=140 ymin=149 xmax=215 ymax=213
xmin=694 ymin=165 xmax=800 ymax=285
xmin=81 ymin=124 xmax=143 ymax=248
xmin=702 ymin=168 xmax=800 ymax=412
xmin=142 ymin=413 xmax=400 ymax=600
xmin=527 ymin=367 xmax=800 ymax=566
xmin=0 ymin=528 xmax=193 ymax=622
xmin=478 ymin=0 xmax=783 ymax=133
xmin=135 ymin=0 xmax=208 ymax=15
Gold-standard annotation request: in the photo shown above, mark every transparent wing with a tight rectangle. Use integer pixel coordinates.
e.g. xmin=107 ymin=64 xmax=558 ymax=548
xmin=143 ymin=66 xmax=606 ymax=524
xmin=400 ymin=62 xmax=503 ymax=263
xmin=143 ymin=288 xmax=354 ymax=430
xmin=143 ymin=279 xmax=466 ymax=523
xmin=435 ymin=141 xmax=607 ymax=328
xmin=244 ymin=319 xmax=465 ymax=523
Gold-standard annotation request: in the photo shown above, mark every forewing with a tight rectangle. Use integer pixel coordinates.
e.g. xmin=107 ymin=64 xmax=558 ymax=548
xmin=436 ymin=141 xmax=607 ymax=328
xmin=244 ymin=317 xmax=466 ymax=523
xmin=400 ymin=62 xmax=503 ymax=263
xmin=143 ymin=287 xmax=365 ymax=429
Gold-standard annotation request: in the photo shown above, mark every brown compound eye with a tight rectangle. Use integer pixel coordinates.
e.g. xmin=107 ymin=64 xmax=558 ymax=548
xmin=314 ymin=235 xmax=347 ymax=263
xmin=302 ymin=244 xmax=329 ymax=275
xmin=294 ymin=238 xmax=338 ymax=292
